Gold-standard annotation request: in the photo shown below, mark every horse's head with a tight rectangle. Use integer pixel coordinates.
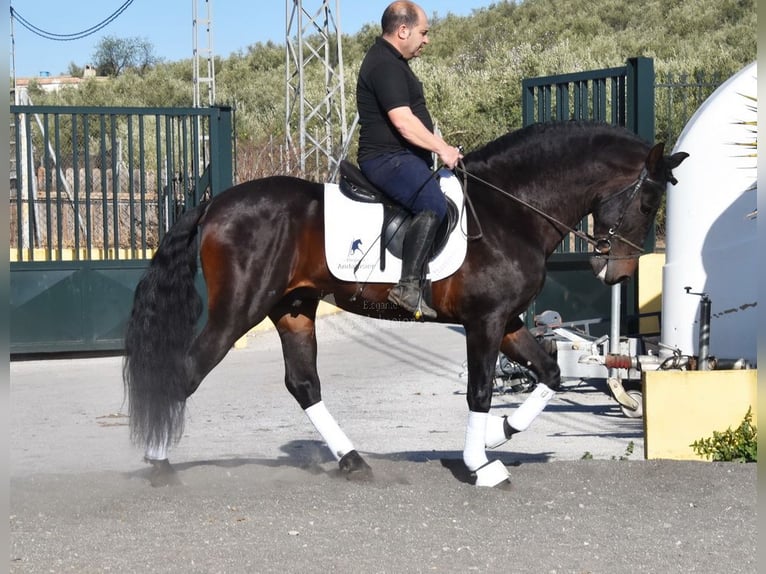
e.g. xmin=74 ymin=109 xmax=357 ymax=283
xmin=590 ymin=143 xmax=688 ymax=284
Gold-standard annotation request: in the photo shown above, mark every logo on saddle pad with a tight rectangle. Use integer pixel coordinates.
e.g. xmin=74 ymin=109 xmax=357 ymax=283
xmin=348 ymin=238 xmax=364 ymax=256
xmin=324 ymin=169 xmax=468 ymax=284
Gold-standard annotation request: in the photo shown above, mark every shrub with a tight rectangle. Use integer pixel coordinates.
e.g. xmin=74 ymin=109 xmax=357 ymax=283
xmin=690 ymin=407 xmax=757 ymax=462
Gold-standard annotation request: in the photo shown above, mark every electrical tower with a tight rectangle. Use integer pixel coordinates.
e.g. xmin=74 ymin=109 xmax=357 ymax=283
xmin=285 ymin=0 xmax=349 ymax=180
xmin=193 ymin=0 xmax=216 ymax=107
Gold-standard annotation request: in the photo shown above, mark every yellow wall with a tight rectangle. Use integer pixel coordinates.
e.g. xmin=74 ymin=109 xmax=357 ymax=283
xmin=638 ymin=253 xmax=664 ymax=334
xmin=643 ymin=369 xmax=757 ymax=460
xmin=10 ymin=248 xmax=155 ymax=262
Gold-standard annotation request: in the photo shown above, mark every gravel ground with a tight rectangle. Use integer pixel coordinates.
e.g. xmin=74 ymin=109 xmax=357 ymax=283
xmin=9 ymin=313 xmax=756 ymax=573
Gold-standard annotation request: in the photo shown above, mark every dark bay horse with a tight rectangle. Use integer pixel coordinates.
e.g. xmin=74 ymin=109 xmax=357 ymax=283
xmin=124 ymin=121 xmax=688 ymax=487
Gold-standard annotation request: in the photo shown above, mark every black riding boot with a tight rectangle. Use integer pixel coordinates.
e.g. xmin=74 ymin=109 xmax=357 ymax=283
xmin=388 ymin=210 xmax=441 ymax=319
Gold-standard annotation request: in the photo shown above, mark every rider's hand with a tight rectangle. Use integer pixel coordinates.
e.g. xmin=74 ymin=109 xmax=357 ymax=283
xmin=439 ymin=145 xmax=463 ymax=170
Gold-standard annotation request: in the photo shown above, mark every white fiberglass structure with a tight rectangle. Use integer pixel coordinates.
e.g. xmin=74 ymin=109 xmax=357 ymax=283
xmin=661 ymin=61 xmax=757 ymax=365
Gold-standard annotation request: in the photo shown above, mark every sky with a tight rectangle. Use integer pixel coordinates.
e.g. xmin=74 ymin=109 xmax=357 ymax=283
xmin=10 ymin=0 xmax=497 ymax=79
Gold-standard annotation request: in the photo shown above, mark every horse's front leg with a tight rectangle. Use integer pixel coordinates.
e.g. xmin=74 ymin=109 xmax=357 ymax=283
xmin=495 ymin=317 xmax=560 ymax=439
xmin=462 ymin=321 xmax=514 ymax=487
xmin=270 ymin=297 xmax=372 ymax=480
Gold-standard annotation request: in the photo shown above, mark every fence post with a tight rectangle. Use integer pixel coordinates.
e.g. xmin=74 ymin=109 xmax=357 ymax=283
xmin=521 ymin=80 xmax=536 ymax=126
xmin=626 ymin=57 xmax=655 ymax=143
xmin=208 ymin=106 xmax=234 ymax=196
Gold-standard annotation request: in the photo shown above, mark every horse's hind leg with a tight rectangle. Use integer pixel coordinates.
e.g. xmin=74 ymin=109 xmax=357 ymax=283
xmin=269 ymin=297 xmax=372 ymax=479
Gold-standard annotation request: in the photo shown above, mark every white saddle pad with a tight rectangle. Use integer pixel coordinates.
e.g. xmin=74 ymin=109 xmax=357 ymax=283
xmin=324 ymin=169 xmax=468 ymax=284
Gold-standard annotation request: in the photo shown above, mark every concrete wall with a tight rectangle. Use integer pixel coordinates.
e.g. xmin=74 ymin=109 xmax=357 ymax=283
xmin=643 ymin=369 xmax=757 ymax=460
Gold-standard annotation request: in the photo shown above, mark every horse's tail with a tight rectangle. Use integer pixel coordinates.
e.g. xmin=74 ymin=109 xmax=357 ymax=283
xmin=122 ymin=202 xmax=209 ymax=454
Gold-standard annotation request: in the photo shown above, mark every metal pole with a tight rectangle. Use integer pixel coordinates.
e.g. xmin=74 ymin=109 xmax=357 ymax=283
xmin=609 ymin=283 xmax=621 ymax=356
xmin=697 ymin=294 xmax=711 ymax=370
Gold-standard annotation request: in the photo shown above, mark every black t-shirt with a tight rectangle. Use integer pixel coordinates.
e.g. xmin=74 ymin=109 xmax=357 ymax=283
xmin=356 ymin=37 xmax=434 ymax=165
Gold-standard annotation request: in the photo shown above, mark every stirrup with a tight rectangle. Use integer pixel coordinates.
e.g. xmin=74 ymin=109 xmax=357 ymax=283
xmin=388 ymin=283 xmax=437 ymax=320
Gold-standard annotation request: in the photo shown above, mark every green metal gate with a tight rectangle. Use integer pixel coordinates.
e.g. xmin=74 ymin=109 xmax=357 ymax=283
xmin=521 ymin=57 xmax=655 ymax=334
xmin=10 ymin=105 xmax=234 ymax=354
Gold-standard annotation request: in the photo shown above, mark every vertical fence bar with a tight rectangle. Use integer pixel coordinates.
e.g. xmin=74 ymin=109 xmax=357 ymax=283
xmin=127 ymin=115 xmax=136 ymax=257
xmin=576 ymin=81 xmax=585 ymax=120
xmin=13 ymin=113 xmax=23 ymax=262
xmin=165 ymin=115 xmax=175 ymax=227
xmin=99 ymin=115 xmax=109 ymax=258
xmin=111 ymin=114 xmax=120 ymax=259
xmin=72 ymin=113 xmax=81 ymax=259
xmin=626 ymin=57 xmax=655 ymax=143
xmin=555 ymin=83 xmax=569 ymax=121
xmin=42 ymin=114 xmax=53 ymax=260
xmin=83 ymin=114 xmax=93 ymax=260
xmin=138 ymin=115 xmax=148 ymax=256
xmin=191 ymin=112 xmax=201 ymax=203
xmin=155 ymin=114 xmax=165 ymax=242
xmin=24 ymin=113 xmax=35 ymax=260
xmin=54 ymin=113 xmax=63 ymax=260
xmin=209 ymin=107 xmax=234 ymax=195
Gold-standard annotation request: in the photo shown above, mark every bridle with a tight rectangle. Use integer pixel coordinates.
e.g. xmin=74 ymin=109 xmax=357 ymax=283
xmin=590 ymin=167 xmax=664 ymax=257
xmin=453 ymin=162 xmax=663 ymax=260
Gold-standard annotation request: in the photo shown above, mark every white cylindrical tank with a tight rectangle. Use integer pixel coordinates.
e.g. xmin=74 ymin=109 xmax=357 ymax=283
xmin=661 ymin=61 xmax=757 ymax=365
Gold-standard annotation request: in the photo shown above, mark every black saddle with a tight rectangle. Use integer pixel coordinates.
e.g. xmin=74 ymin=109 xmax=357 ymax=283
xmin=338 ymin=160 xmax=459 ymax=270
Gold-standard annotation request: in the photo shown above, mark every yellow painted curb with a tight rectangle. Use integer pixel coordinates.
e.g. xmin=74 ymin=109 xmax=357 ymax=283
xmin=233 ymin=301 xmax=342 ymax=349
xmin=643 ymin=369 xmax=757 ymax=460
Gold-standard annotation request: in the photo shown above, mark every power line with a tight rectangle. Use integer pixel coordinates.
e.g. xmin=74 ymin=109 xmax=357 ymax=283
xmin=10 ymin=0 xmax=135 ymax=41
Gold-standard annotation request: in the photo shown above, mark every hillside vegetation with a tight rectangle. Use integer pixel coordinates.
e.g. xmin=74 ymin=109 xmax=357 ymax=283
xmin=30 ymin=0 xmax=756 ymax=176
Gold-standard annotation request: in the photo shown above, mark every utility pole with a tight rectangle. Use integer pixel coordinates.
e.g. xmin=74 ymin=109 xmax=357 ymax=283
xmin=285 ymin=0 xmax=348 ymax=181
xmin=10 ymin=0 xmax=17 ymax=103
xmin=192 ymin=0 xmax=216 ymax=107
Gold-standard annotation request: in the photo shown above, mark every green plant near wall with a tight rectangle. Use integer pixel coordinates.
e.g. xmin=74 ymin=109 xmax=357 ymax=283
xmin=690 ymin=407 xmax=757 ymax=462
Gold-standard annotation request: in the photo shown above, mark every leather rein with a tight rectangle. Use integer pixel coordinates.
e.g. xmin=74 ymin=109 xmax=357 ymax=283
xmin=453 ymin=161 xmax=661 ymax=260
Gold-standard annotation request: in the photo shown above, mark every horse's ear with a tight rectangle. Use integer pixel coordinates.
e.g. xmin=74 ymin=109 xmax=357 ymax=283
xmin=660 ymin=150 xmax=689 ymax=186
xmin=645 ymin=144 xmax=689 ymax=186
xmin=639 ymin=143 xmax=669 ymax=214
xmin=644 ymin=142 xmax=665 ymax=173
xmin=666 ymin=151 xmax=689 ymax=170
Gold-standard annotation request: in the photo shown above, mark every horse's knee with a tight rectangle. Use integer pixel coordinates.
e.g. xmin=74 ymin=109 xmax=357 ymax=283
xmin=537 ymin=342 xmax=562 ymax=391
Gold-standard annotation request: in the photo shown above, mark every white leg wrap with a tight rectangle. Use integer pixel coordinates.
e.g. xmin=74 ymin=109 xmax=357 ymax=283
xmin=145 ymin=433 xmax=169 ymax=461
xmin=463 ymin=411 xmax=490 ymax=471
xmin=474 ymin=460 xmax=510 ymax=487
xmin=507 ymin=383 xmax=555 ymax=432
xmin=305 ymin=401 xmax=354 ymax=461
xmin=485 ymin=414 xmax=509 ymax=449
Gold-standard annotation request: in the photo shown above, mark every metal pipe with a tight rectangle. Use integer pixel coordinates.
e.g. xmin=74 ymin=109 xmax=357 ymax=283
xmin=697 ymin=294 xmax=711 ymax=370
xmin=607 ymin=283 xmax=622 ymax=388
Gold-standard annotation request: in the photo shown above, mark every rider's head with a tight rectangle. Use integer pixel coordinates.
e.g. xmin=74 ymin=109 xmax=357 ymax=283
xmin=381 ymin=1 xmax=430 ymax=60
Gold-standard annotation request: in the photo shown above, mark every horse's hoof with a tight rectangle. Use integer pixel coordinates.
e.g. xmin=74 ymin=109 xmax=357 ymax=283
xmin=338 ymin=450 xmax=373 ymax=481
xmin=471 ymin=460 xmax=511 ymax=488
xmin=145 ymin=458 xmax=182 ymax=487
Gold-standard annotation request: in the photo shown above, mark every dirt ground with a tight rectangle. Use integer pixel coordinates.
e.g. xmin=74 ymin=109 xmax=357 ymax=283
xmin=9 ymin=314 xmax=757 ymax=573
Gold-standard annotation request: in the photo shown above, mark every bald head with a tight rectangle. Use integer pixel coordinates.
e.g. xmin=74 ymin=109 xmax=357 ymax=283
xmin=381 ymin=1 xmax=425 ymax=35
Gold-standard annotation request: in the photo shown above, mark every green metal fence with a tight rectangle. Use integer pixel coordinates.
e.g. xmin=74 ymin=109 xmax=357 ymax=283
xmin=10 ymin=105 xmax=234 ymax=354
xmin=8 ymin=70 xmax=722 ymax=353
xmin=520 ymin=57 xmax=654 ymax=332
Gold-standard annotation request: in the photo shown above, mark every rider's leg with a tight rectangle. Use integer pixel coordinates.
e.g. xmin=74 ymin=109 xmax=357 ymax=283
xmin=360 ymin=151 xmax=447 ymax=319
xmin=387 ymin=210 xmax=441 ymax=319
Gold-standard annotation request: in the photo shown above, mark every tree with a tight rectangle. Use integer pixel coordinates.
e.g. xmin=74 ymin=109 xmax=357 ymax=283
xmin=92 ymin=35 xmax=158 ymax=77
xmin=67 ymin=62 xmax=84 ymax=78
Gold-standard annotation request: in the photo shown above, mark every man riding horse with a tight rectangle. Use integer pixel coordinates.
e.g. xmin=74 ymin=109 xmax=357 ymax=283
xmin=356 ymin=1 xmax=463 ymax=319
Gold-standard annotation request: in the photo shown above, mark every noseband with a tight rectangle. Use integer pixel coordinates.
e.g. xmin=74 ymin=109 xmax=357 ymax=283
xmin=455 ymin=163 xmax=661 ymax=261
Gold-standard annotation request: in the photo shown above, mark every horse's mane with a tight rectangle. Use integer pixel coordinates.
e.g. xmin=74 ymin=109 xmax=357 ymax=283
xmin=464 ymin=121 xmax=646 ymax=169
